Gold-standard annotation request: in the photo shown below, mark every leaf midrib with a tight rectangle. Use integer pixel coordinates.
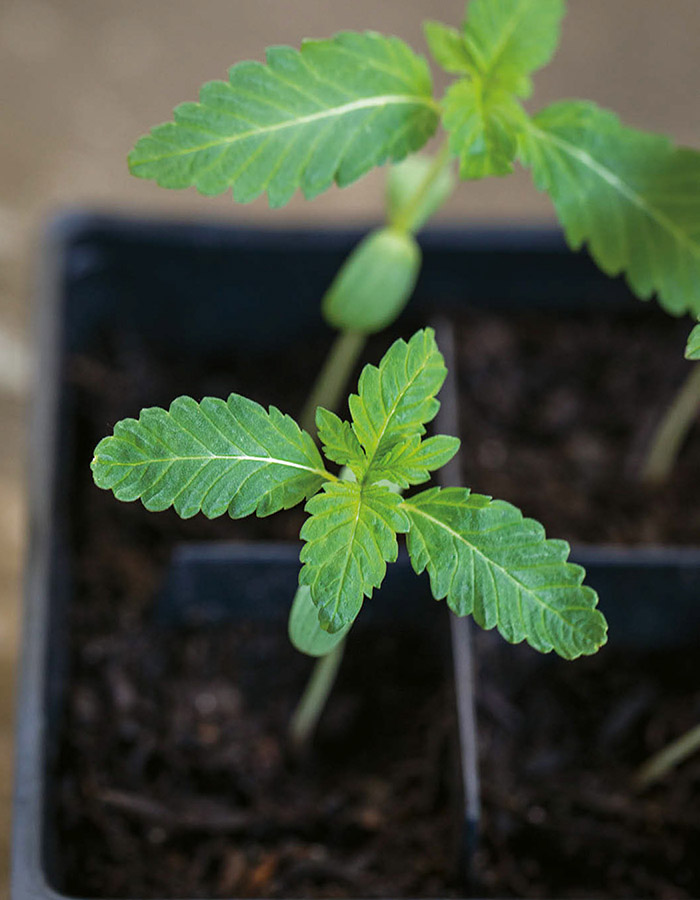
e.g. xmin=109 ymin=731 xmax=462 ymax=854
xmin=525 ymin=122 xmax=700 ymax=262
xmin=362 ymin=355 xmax=437 ymax=479
xmin=94 ymin=451 xmax=334 ymax=481
xmin=469 ymin=0 xmax=536 ymax=83
xmin=132 ymin=94 xmax=439 ymax=166
xmin=328 ymin=488 xmax=365 ymax=623
xmin=403 ymin=502 xmax=593 ymax=633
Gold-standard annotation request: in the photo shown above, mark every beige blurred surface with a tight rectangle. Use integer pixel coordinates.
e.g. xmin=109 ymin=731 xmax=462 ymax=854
xmin=1 ymin=1 xmax=700 ymax=893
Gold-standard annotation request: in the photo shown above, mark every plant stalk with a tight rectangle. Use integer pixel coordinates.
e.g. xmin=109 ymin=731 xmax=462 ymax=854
xmin=390 ymin=139 xmax=452 ymax=234
xmin=299 ymin=329 xmax=366 ymax=434
xmin=640 ymin=364 xmax=700 ymax=485
xmin=634 ymin=722 xmax=700 ymax=789
xmin=289 ymin=639 xmax=345 ymax=755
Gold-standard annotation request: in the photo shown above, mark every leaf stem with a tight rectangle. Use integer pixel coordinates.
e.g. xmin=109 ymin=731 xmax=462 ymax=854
xmin=640 ymin=364 xmax=700 ymax=485
xmin=289 ymin=639 xmax=345 ymax=755
xmin=300 ymin=330 xmax=366 ymax=434
xmin=390 ymin=139 xmax=452 ymax=234
xmin=634 ymin=721 xmax=700 ymax=789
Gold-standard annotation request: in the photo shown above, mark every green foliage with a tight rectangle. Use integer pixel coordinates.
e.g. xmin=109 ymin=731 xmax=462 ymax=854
xmin=128 ymin=7 xmax=700 ymax=321
xmin=423 ymin=21 xmax=472 ymax=75
xmin=366 ymin=434 xmax=460 ymax=489
xmin=289 ymin=586 xmax=350 ymax=656
xmin=443 ymin=79 xmax=526 ymax=178
xmin=91 ymin=394 xmax=328 ymax=518
xmin=348 ymin=328 xmax=447 ymax=472
xmin=321 ymin=228 xmax=421 ymax=334
xmin=686 ymin=324 xmax=700 ymax=360
xmin=316 ymin=407 xmax=367 ymax=478
xmin=520 ymin=101 xmax=700 ymax=317
xmin=299 ymin=481 xmax=409 ymax=633
xmin=93 ymin=329 xmax=605 ymax=660
xmin=403 ymin=487 xmax=607 ymax=659
xmin=435 ymin=0 xmax=562 ymax=179
xmin=460 ymin=0 xmax=565 ymax=97
xmin=128 ymin=31 xmax=439 ymax=207
xmin=299 ymin=327 xmax=451 ymax=631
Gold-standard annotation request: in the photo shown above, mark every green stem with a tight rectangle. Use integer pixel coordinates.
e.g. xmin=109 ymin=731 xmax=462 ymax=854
xmin=299 ymin=330 xmax=366 ymax=434
xmin=640 ymin=364 xmax=700 ymax=485
xmin=289 ymin=639 xmax=345 ymax=755
xmin=390 ymin=140 xmax=452 ymax=234
xmin=634 ymin=722 xmax=700 ymax=789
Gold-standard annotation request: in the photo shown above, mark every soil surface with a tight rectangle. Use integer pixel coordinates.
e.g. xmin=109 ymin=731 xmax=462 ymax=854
xmin=56 ymin=310 xmax=700 ymax=898
xmin=474 ymin=634 xmax=700 ymax=899
xmin=455 ymin=309 xmax=700 ymax=545
xmin=455 ymin=309 xmax=700 ymax=898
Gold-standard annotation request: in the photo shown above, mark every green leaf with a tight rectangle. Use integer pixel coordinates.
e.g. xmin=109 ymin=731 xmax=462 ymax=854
xmin=299 ymin=482 xmax=409 ymax=632
xmin=443 ymin=78 xmax=527 ymax=179
xmin=128 ymin=31 xmax=440 ymax=207
xmin=386 ymin=153 xmax=455 ymax=233
xmin=91 ymin=394 xmax=328 ymax=519
xmin=520 ymin=101 xmax=700 ymax=316
xmin=461 ymin=0 xmax=565 ymax=97
xmin=423 ymin=21 xmax=472 ymax=74
xmin=288 ymin=586 xmax=350 ymax=656
xmin=349 ymin=327 xmax=447 ymax=475
xmin=686 ymin=324 xmax=700 ymax=360
xmin=316 ymin=407 xmax=367 ymax=478
xmin=369 ymin=434 xmax=460 ymax=488
xmin=402 ymin=487 xmax=607 ymax=659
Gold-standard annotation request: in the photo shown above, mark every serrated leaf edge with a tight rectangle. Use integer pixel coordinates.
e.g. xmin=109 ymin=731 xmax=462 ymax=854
xmin=402 ymin=492 xmax=607 ymax=659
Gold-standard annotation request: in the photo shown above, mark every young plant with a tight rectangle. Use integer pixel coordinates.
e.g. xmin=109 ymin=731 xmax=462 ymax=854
xmin=92 ymin=329 xmax=608 ymax=745
xmin=127 ymin=0 xmax=700 ymax=480
xmin=101 ymin=0 xmax=700 ymax=745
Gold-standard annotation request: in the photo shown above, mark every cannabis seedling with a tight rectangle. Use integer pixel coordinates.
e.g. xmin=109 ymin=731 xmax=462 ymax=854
xmin=126 ymin=0 xmax=700 ymax=479
xmin=96 ymin=0 xmax=700 ymax=743
xmin=92 ymin=329 xmax=607 ymax=746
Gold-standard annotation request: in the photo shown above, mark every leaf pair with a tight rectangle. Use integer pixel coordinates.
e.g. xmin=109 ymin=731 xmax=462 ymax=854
xmin=92 ymin=329 xmax=608 ymax=661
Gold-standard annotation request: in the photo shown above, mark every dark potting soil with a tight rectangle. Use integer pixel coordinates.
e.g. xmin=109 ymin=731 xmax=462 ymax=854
xmin=474 ymin=633 xmax=700 ymax=899
xmin=455 ymin=309 xmax=700 ymax=898
xmin=57 ymin=309 xmax=700 ymax=898
xmin=455 ymin=308 xmax=700 ymax=545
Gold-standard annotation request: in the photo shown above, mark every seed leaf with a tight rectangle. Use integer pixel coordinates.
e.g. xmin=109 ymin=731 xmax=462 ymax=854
xmin=349 ymin=327 xmax=447 ymax=477
xmin=299 ymin=482 xmax=409 ymax=633
xmin=288 ymin=586 xmax=351 ymax=656
xmin=520 ymin=101 xmax=700 ymax=317
xmin=91 ymin=394 xmax=327 ymax=518
xmin=128 ymin=31 xmax=439 ymax=207
xmin=686 ymin=324 xmax=700 ymax=360
xmin=403 ymin=486 xmax=607 ymax=659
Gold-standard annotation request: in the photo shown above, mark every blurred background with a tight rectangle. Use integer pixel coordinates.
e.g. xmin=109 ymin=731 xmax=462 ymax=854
xmin=1 ymin=0 xmax=700 ymax=891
